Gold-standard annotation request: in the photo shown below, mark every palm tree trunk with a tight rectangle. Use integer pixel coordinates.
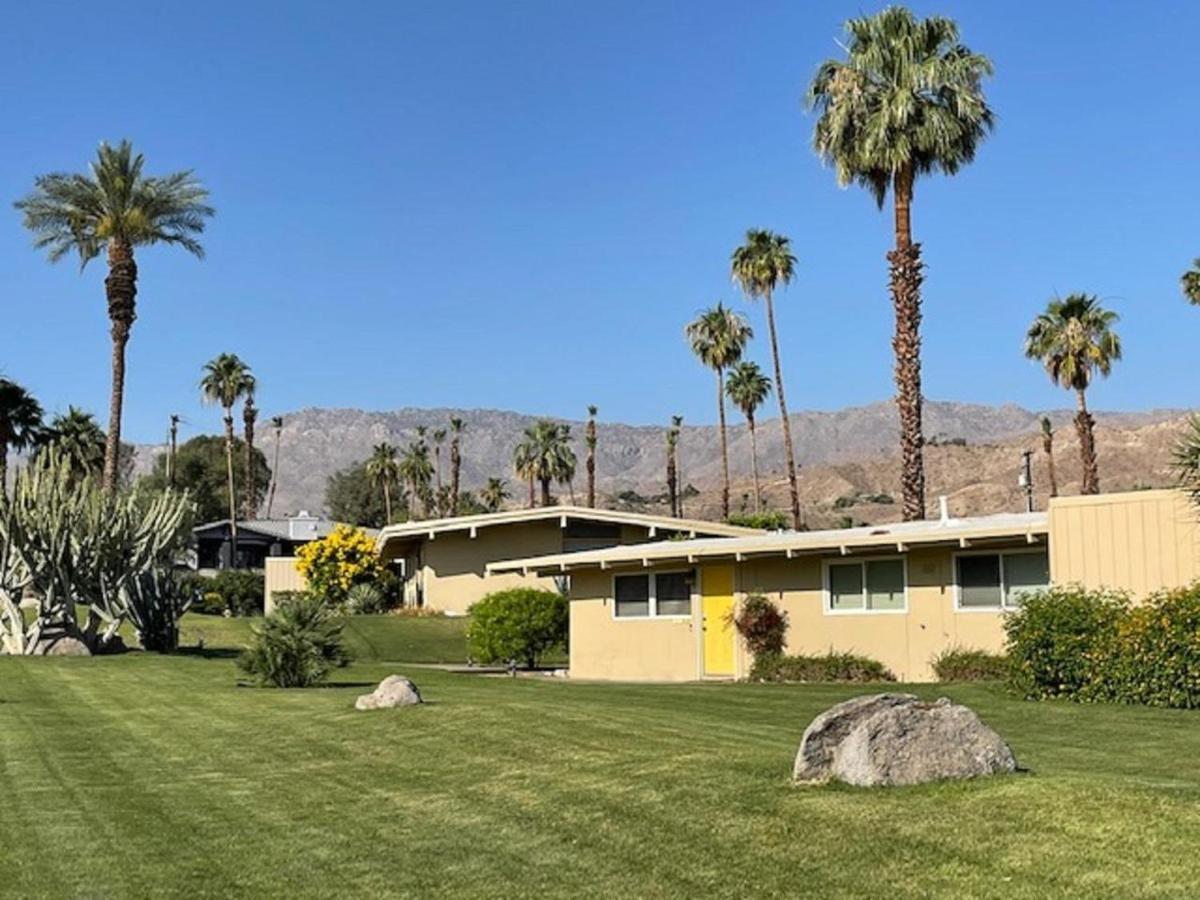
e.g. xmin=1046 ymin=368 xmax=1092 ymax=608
xmin=434 ymin=448 xmax=443 ymax=514
xmin=666 ymin=445 xmax=677 ymax=518
xmin=717 ymin=370 xmax=730 ymax=520
xmin=243 ymin=404 xmax=257 ymax=520
xmin=0 ymin=437 xmax=8 ymax=502
xmin=764 ymin=288 xmax=801 ymax=529
xmin=267 ymin=425 xmax=282 ymax=517
xmin=527 ymin=475 xmax=535 ymax=509
xmin=748 ymin=413 xmax=761 ymax=513
xmin=450 ymin=441 xmax=461 ymax=516
xmin=1044 ymin=437 xmax=1058 ymax=499
xmin=586 ymin=420 xmax=596 ymax=509
xmin=223 ymin=413 xmax=239 ymax=566
xmin=102 ymin=240 xmax=137 ymax=492
xmin=383 ymin=478 xmax=393 ymax=524
xmin=540 ymin=478 xmax=552 ymax=507
xmin=1075 ymin=389 xmax=1099 ymax=494
xmin=890 ymin=164 xmax=927 ymax=521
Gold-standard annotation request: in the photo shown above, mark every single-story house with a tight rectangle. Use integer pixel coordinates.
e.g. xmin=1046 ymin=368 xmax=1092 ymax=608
xmin=487 ymin=489 xmax=1200 ymax=683
xmin=374 ymin=506 xmax=762 ymax=615
xmin=194 ymin=512 xmax=378 ymax=571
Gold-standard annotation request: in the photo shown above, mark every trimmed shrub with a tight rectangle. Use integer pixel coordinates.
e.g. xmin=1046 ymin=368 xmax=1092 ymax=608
xmin=727 ymin=510 xmax=789 ymax=530
xmin=932 ymin=647 xmax=1008 ymax=682
xmin=1097 ymin=585 xmax=1200 ymax=708
xmin=237 ymin=593 xmax=350 ymax=688
xmin=1004 ymin=585 xmax=1128 ymax=700
xmin=750 ymin=651 xmax=895 ymax=683
xmin=466 ymin=588 xmax=567 ymax=669
xmin=184 ymin=570 xmax=264 ymax=616
xmin=733 ymin=594 xmax=788 ymax=657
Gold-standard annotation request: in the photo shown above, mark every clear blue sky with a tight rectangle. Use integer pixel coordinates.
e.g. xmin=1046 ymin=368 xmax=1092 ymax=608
xmin=2 ymin=1 xmax=1197 ymax=444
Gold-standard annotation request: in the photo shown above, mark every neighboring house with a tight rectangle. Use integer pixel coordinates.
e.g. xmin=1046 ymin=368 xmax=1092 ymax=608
xmin=374 ymin=506 xmax=762 ymax=615
xmin=488 ymin=489 xmax=1200 ymax=683
xmin=194 ymin=511 xmax=378 ymax=571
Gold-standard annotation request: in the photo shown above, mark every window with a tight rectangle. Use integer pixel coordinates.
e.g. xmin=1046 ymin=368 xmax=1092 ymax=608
xmin=956 ymin=550 xmax=1049 ymax=610
xmin=613 ymin=571 xmax=693 ymax=618
xmin=825 ymin=558 xmax=906 ymax=613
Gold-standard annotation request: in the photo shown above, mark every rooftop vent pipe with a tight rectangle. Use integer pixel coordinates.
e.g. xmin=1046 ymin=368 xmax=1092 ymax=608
xmin=938 ymin=495 xmax=950 ymax=524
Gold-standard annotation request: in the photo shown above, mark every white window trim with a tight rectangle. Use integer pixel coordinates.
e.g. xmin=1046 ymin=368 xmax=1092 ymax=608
xmin=610 ymin=569 xmax=695 ymax=621
xmin=822 ymin=555 xmax=908 ymax=616
xmin=953 ymin=548 xmax=1050 ymax=613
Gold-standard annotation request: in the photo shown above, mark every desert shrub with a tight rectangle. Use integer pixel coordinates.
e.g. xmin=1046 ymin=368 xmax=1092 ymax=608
xmin=1097 ymin=585 xmax=1200 ymax=708
xmin=295 ymin=524 xmax=384 ymax=604
xmin=237 ymin=593 xmax=350 ymax=687
xmin=733 ymin=594 xmax=788 ymax=657
xmin=466 ymin=588 xmax=567 ymax=668
xmin=123 ymin=567 xmax=194 ymax=653
xmin=1004 ymin=585 xmax=1128 ymax=700
xmin=750 ymin=651 xmax=895 ymax=683
xmin=344 ymin=582 xmax=388 ymax=615
xmin=209 ymin=570 xmax=265 ymax=616
xmin=932 ymin=647 xmax=1009 ymax=682
xmin=727 ymin=510 xmax=789 ymax=530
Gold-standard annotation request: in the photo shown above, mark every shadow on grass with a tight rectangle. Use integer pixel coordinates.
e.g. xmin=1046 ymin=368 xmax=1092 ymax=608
xmin=174 ymin=647 xmax=242 ymax=660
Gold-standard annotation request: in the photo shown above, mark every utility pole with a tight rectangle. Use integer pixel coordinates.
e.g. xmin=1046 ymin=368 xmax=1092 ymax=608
xmin=266 ymin=416 xmax=284 ymax=518
xmin=1019 ymin=449 xmax=1034 ymax=513
xmin=168 ymin=414 xmax=181 ymax=488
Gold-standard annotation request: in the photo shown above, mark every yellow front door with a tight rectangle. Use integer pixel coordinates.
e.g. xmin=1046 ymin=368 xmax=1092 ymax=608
xmin=701 ymin=565 xmax=736 ymax=676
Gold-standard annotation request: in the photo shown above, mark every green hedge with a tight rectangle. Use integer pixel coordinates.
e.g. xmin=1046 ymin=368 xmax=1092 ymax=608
xmin=931 ymin=647 xmax=1008 ymax=682
xmin=750 ymin=651 xmax=895 ymax=683
xmin=181 ymin=570 xmax=265 ymax=617
xmin=466 ymin=588 xmax=568 ymax=669
xmin=1005 ymin=582 xmax=1200 ymax=709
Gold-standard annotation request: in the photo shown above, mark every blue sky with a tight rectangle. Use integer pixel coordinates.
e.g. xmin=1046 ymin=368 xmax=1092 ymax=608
xmin=2 ymin=1 xmax=1197 ymax=444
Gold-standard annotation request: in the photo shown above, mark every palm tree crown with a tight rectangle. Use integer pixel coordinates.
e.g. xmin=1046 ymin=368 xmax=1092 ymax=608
xmin=366 ymin=442 xmax=401 ymax=524
xmin=1024 ymin=295 xmax=1122 ymax=393
xmin=725 ymin=362 xmax=772 ymax=421
xmin=685 ymin=303 xmax=752 ymax=371
xmin=0 ymin=379 xmax=44 ymax=498
xmin=1182 ymin=259 xmax=1200 ymax=306
xmin=513 ymin=421 xmax=577 ymax=507
xmin=480 ymin=477 xmax=510 ymax=513
xmin=200 ymin=354 xmax=256 ymax=412
xmin=39 ymin=406 xmax=106 ymax=480
xmin=731 ymin=230 xmax=796 ymax=299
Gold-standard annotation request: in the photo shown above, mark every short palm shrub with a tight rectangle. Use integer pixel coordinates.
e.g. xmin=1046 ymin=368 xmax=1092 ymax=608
xmin=466 ymin=588 xmax=567 ymax=669
xmin=733 ymin=594 xmax=788 ymax=657
xmin=931 ymin=647 xmax=1008 ymax=682
xmin=237 ymin=593 xmax=350 ymax=687
xmin=1004 ymin=585 xmax=1128 ymax=700
xmin=751 ymin=651 xmax=895 ymax=683
xmin=344 ymin=582 xmax=387 ymax=615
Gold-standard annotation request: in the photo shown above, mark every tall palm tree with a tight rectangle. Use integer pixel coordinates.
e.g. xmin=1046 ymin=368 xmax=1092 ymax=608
xmin=448 ymin=417 xmax=465 ymax=516
xmin=367 ymin=442 xmax=401 ymax=524
xmin=266 ymin=416 xmax=284 ymax=517
xmin=1025 ymin=295 xmax=1121 ymax=495
xmin=665 ymin=416 xmax=681 ymax=518
xmin=399 ymin=439 xmax=434 ymax=519
xmin=168 ymin=413 xmax=182 ymax=489
xmin=431 ymin=427 xmax=447 ymax=514
xmin=480 ymin=477 xmax=510 ymax=513
xmin=808 ymin=8 xmax=994 ymax=521
xmin=16 ymin=140 xmax=214 ymax=491
xmin=513 ymin=420 xmax=577 ymax=507
xmin=200 ymin=354 xmax=255 ymax=560
xmin=670 ymin=415 xmax=684 ymax=517
xmin=585 ymin=405 xmax=598 ymax=508
xmin=1183 ymin=259 xmax=1200 ymax=306
xmin=513 ymin=437 xmax=536 ymax=509
xmin=1040 ymin=416 xmax=1058 ymax=499
xmin=731 ymin=230 xmax=802 ymax=528
xmin=242 ymin=388 xmax=259 ymax=520
xmin=686 ymin=304 xmax=752 ymax=521
xmin=39 ymin=406 xmax=106 ymax=481
xmin=726 ymin=361 xmax=773 ymax=513
xmin=0 ymin=379 xmax=44 ymax=499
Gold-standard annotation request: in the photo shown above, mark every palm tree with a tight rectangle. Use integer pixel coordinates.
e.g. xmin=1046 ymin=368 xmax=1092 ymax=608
xmin=266 ymin=416 xmax=284 ymax=517
xmin=1025 ymin=295 xmax=1121 ymax=495
xmin=726 ymin=361 xmax=773 ymax=513
xmin=686 ymin=304 xmax=752 ymax=521
xmin=367 ymin=442 xmax=401 ymax=524
xmin=1183 ymin=259 xmax=1200 ymax=306
xmin=513 ymin=420 xmax=576 ymax=507
xmin=1040 ymin=416 xmax=1058 ymax=499
xmin=39 ymin=406 xmax=106 ymax=481
xmin=0 ymin=379 xmax=44 ymax=499
xmin=808 ymin=9 xmax=994 ymax=521
xmin=665 ymin=416 xmax=681 ymax=518
xmin=432 ymin=427 xmax=447 ymax=514
xmin=731 ymin=230 xmax=802 ymax=528
xmin=168 ymin=413 xmax=182 ymax=489
xmin=585 ymin=405 xmax=598 ymax=508
xmin=200 ymin=354 xmax=256 ymax=560
xmin=399 ymin=439 xmax=435 ymax=519
xmin=16 ymin=140 xmax=214 ymax=491
xmin=448 ymin=417 xmax=465 ymax=516
xmin=480 ymin=477 xmax=510 ymax=513
xmin=242 ymin=388 xmax=259 ymax=520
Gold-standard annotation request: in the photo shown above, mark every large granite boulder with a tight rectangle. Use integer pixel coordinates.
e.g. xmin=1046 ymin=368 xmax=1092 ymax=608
xmin=32 ymin=636 xmax=92 ymax=657
xmin=355 ymin=675 xmax=423 ymax=711
xmin=795 ymin=694 xmax=1017 ymax=787
xmin=793 ymin=693 xmax=918 ymax=782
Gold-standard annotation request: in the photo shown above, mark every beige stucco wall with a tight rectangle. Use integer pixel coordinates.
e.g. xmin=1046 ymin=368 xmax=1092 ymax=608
xmin=263 ymin=557 xmax=306 ymax=614
xmin=1048 ymin=489 xmax=1200 ymax=597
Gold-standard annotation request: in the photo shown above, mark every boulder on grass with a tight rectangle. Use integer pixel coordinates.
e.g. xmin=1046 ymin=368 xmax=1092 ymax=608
xmin=794 ymin=694 xmax=1017 ymax=787
xmin=33 ymin=637 xmax=92 ymax=657
xmin=355 ymin=675 xmax=423 ymax=711
xmin=792 ymin=693 xmax=918 ymax=782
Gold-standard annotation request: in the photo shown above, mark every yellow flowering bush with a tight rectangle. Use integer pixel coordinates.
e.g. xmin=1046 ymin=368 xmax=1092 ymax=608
xmin=295 ymin=524 xmax=384 ymax=603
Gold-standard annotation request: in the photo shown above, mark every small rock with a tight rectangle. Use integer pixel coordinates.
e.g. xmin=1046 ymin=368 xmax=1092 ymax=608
xmin=355 ymin=675 xmax=423 ymax=711
xmin=793 ymin=693 xmax=918 ymax=782
xmin=36 ymin=637 xmax=92 ymax=657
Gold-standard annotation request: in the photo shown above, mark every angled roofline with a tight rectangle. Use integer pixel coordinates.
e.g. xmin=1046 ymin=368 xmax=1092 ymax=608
xmin=486 ymin=511 xmax=1050 ymax=575
xmin=376 ymin=505 xmax=762 ymax=549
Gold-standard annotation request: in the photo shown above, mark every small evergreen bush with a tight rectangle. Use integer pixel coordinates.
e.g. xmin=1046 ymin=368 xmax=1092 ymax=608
xmin=185 ymin=570 xmax=265 ymax=616
xmin=733 ymin=594 xmax=788 ymax=657
xmin=727 ymin=510 xmax=790 ymax=530
xmin=1096 ymin=585 xmax=1200 ymax=708
xmin=466 ymin=588 xmax=567 ymax=668
xmin=751 ymin=651 xmax=895 ymax=683
xmin=931 ymin=647 xmax=1008 ymax=682
xmin=237 ymin=593 xmax=350 ymax=687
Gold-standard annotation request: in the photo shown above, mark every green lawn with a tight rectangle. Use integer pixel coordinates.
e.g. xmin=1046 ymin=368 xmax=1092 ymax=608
xmin=2 ymin=644 xmax=1200 ymax=897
